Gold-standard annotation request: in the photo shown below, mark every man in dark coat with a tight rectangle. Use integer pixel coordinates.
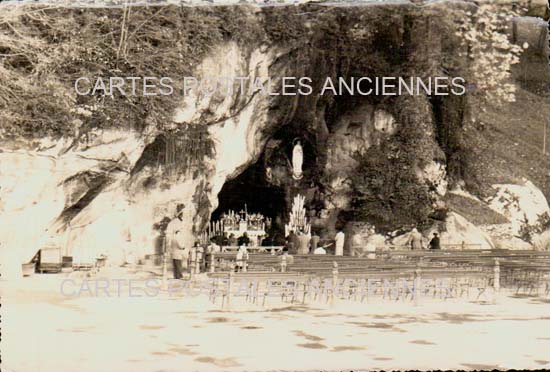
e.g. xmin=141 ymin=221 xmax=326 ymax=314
xmin=238 ymin=232 xmax=251 ymax=247
xmin=429 ymin=232 xmax=441 ymax=250
xmin=286 ymin=230 xmax=298 ymax=255
xmin=171 ymin=231 xmax=187 ymax=279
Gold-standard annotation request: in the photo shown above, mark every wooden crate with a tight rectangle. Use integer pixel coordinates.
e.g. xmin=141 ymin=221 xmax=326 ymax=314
xmin=39 ymin=247 xmax=62 ymax=273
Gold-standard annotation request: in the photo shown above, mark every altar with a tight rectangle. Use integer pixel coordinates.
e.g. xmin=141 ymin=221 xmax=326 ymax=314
xmin=224 ymin=220 xmax=265 ymax=240
xmin=204 ymin=207 xmax=271 ymax=246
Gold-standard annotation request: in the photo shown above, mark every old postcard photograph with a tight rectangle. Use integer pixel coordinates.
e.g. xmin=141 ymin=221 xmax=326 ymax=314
xmin=1 ymin=0 xmax=549 ymax=371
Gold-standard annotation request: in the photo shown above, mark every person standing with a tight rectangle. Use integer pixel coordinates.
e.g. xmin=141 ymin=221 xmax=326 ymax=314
xmin=334 ymin=230 xmax=345 ymax=256
xmin=429 ymin=232 xmax=441 ymax=250
xmin=236 ymin=245 xmax=249 ymax=272
xmin=166 ymin=204 xmax=186 ymax=279
xmin=196 ymin=242 xmax=205 ymax=273
xmin=166 ymin=205 xmax=185 ymax=253
xmin=408 ymin=228 xmax=424 ymax=250
xmin=286 ymin=230 xmax=298 ymax=255
xmin=296 ymin=232 xmax=310 ymax=255
xmin=171 ymin=231 xmax=186 ymax=279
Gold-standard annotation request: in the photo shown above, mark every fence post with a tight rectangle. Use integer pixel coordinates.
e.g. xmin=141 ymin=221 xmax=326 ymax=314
xmin=281 ymin=255 xmax=287 ymax=273
xmin=189 ymin=251 xmax=195 ymax=279
xmin=331 ymin=261 xmax=339 ymax=306
xmin=243 ymin=254 xmax=248 ymax=273
xmin=493 ymin=258 xmax=500 ymax=293
xmin=226 ymin=270 xmax=234 ymax=310
xmin=413 ymin=267 xmax=422 ymax=306
xmin=210 ymin=253 xmax=215 ymax=273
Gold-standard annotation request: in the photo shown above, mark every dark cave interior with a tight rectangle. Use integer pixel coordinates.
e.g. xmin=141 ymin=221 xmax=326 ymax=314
xmin=211 ymin=157 xmax=287 ymax=244
xmin=211 ymin=125 xmax=324 ymax=243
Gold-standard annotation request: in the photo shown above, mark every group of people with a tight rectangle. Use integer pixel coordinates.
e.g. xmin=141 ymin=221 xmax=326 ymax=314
xmin=167 ymin=209 xmax=263 ymax=278
xmin=284 ymin=229 xmax=346 ymax=256
xmin=407 ymin=228 xmax=441 ymax=250
xmin=166 ymin=202 xmax=443 ymax=279
xmin=284 ymin=228 xmax=442 ymax=257
xmin=166 ymin=205 xmax=212 ymax=279
xmin=210 ymin=231 xmax=266 ymax=248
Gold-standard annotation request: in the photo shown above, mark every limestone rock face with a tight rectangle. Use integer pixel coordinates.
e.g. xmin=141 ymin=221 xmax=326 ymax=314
xmin=0 ymin=42 xmax=281 ymax=278
xmin=171 ymin=43 xmax=285 ymax=250
xmin=326 ymin=106 xmax=398 ymax=176
xmin=427 ymin=212 xmax=495 ymax=250
xmin=493 ymin=236 xmax=534 ymax=250
xmin=326 ymin=104 xmax=375 ymax=176
xmin=486 ymin=180 xmax=550 ymax=234
xmin=0 ymin=130 xmax=145 ymax=278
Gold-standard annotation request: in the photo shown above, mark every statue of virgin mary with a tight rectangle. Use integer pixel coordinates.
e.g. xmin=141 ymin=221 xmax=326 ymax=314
xmin=292 ymin=140 xmax=303 ymax=180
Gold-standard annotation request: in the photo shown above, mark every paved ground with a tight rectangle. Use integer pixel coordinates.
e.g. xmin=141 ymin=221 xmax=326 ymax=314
xmin=1 ymin=270 xmax=550 ymax=372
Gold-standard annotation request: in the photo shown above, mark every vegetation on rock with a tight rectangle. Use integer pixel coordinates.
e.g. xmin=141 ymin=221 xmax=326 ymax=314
xmin=1 ymin=1 xmax=547 ymax=235
xmin=519 ymin=212 xmax=550 ymax=243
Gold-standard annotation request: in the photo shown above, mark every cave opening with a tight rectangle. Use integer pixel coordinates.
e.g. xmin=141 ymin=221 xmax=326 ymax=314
xmin=211 ymin=123 xmax=325 ymax=245
xmin=211 ymin=156 xmax=288 ymax=245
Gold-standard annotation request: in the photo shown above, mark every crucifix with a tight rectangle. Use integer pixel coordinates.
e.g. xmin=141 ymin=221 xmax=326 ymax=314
xmin=239 ymin=208 xmax=246 ymax=220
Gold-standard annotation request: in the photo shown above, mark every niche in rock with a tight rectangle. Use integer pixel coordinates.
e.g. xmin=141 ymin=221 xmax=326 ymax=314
xmin=212 ymin=126 xmax=324 ymax=244
xmin=211 ymin=157 xmax=288 ymax=245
